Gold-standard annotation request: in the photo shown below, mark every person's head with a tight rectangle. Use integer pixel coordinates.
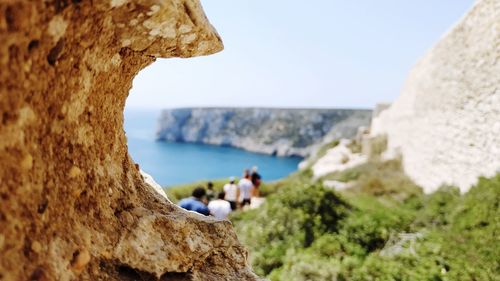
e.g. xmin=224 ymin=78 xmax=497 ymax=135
xmin=243 ymin=169 xmax=250 ymax=178
xmin=217 ymin=191 xmax=226 ymax=200
xmin=207 ymin=182 xmax=214 ymax=190
xmin=192 ymin=187 xmax=206 ymax=200
xmin=229 ymin=176 xmax=235 ymax=184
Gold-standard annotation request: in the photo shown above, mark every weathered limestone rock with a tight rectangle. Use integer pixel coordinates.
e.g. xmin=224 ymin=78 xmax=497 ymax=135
xmin=311 ymin=139 xmax=367 ymax=179
xmin=371 ymin=0 xmax=500 ymax=193
xmin=0 ymin=1 xmax=258 ymax=280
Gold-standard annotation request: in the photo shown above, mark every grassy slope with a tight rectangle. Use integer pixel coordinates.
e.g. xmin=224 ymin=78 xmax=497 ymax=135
xmin=234 ymin=174 xmax=499 ymax=280
xmin=166 ymin=140 xmax=499 ymax=281
xmin=165 ymin=176 xmax=295 ymax=203
xmin=230 ymin=140 xmax=500 ymax=281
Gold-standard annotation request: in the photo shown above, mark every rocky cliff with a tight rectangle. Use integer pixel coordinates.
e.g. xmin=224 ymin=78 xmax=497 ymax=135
xmin=0 ymin=1 xmax=258 ymax=280
xmin=157 ymin=108 xmax=372 ymax=157
xmin=371 ymin=0 xmax=500 ymax=193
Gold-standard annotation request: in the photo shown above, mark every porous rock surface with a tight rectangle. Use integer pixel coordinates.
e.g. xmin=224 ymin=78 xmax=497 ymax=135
xmin=0 ymin=1 xmax=258 ymax=280
xmin=371 ymin=0 xmax=500 ymax=193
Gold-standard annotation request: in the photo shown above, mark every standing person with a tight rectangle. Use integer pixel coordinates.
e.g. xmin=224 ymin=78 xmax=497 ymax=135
xmin=251 ymin=166 xmax=262 ymax=197
xmin=208 ymin=192 xmax=232 ymax=220
xmin=206 ymin=181 xmax=215 ymax=202
xmin=178 ymin=187 xmax=210 ymax=216
xmin=223 ymin=177 xmax=239 ymax=210
xmin=238 ymin=169 xmax=254 ymax=208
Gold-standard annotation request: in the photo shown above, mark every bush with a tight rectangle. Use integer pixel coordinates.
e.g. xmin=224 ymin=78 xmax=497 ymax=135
xmin=411 ymin=186 xmax=461 ymax=227
xmin=326 ymin=159 xmax=422 ymax=202
xmin=233 ymin=166 xmax=500 ymax=280
xmin=339 ymin=206 xmax=413 ymax=253
xmin=232 ymin=183 xmax=351 ymax=276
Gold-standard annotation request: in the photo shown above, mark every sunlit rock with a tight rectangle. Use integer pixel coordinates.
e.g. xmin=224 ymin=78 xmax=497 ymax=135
xmin=0 ymin=0 xmax=258 ymax=280
xmin=157 ymin=108 xmax=372 ymax=157
xmin=311 ymin=139 xmax=368 ymax=178
xmin=371 ymin=0 xmax=500 ymax=193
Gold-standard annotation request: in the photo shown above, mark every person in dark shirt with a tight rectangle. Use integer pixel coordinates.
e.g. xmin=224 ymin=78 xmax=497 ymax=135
xmin=178 ymin=187 xmax=210 ymax=216
xmin=251 ymin=166 xmax=262 ymax=197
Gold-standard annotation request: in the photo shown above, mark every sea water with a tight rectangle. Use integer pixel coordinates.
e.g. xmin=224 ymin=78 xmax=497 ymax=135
xmin=124 ymin=109 xmax=302 ymax=187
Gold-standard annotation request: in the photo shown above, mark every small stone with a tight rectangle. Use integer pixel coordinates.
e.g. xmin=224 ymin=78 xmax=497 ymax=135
xmin=31 ymin=241 xmax=42 ymax=253
xmin=100 ymin=250 xmax=112 ymax=259
xmin=20 ymin=154 xmax=33 ymax=170
xmin=121 ymin=39 xmax=132 ymax=47
xmin=120 ymin=211 xmax=134 ymax=225
xmin=147 ymin=5 xmax=160 ymax=16
xmin=72 ymin=188 xmax=82 ymax=198
xmin=47 ymin=15 xmax=68 ymax=42
xmin=69 ymin=166 xmax=81 ymax=178
xmin=71 ymin=248 xmax=91 ymax=273
xmin=110 ymin=0 xmax=128 ymax=8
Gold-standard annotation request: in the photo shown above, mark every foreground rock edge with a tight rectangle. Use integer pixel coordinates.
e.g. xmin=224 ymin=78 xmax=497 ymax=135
xmin=0 ymin=0 xmax=259 ymax=280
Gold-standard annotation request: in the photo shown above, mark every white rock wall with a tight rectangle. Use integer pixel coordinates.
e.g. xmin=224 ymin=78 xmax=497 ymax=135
xmin=371 ymin=0 xmax=500 ymax=193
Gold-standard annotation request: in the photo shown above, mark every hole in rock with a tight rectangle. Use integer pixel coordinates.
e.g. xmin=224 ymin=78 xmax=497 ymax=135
xmin=28 ymin=40 xmax=39 ymax=52
xmin=160 ymin=271 xmax=192 ymax=281
xmin=124 ymin=60 xmax=303 ymax=189
xmin=29 ymin=267 xmax=46 ymax=281
xmin=117 ymin=265 xmax=156 ymax=281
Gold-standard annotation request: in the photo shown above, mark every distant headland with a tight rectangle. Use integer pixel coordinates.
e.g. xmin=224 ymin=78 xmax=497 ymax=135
xmin=156 ymin=107 xmax=372 ymax=157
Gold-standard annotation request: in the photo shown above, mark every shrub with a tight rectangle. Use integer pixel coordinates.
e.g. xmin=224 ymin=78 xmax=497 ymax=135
xmin=326 ymin=159 xmax=422 ymax=202
xmin=411 ymin=186 xmax=461 ymax=227
xmin=232 ymin=183 xmax=351 ymax=276
xmin=233 ymin=164 xmax=499 ymax=280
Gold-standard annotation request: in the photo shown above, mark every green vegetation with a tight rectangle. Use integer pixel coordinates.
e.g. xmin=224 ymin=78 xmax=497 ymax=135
xmin=165 ymin=179 xmax=227 ymax=203
xmin=231 ymin=159 xmax=500 ymax=280
xmin=164 ymin=174 xmax=305 ymax=203
xmin=325 ymin=158 xmax=422 ymax=202
xmin=167 ymin=137 xmax=499 ymax=280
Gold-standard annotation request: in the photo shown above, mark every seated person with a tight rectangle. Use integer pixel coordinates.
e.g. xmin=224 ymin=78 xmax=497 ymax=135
xmin=208 ymin=192 xmax=232 ymax=220
xmin=178 ymin=187 xmax=209 ymax=216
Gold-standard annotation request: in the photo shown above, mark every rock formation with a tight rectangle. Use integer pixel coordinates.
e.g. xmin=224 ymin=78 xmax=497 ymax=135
xmin=371 ymin=0 xmax=500 ymax=193
xmin=0 ymin=1 xmax=258 ymax=280
xmin=311 ymin=139 xmax=368 ymax=179
xmin=157 ymin=108 xmax=372 ymax=157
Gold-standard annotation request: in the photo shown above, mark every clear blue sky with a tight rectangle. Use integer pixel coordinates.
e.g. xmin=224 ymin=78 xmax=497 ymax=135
xmin=126 ymin=0 xmax=474 ymax=110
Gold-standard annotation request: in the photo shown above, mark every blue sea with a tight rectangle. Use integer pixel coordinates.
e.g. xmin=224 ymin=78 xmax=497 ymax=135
xmin=124 ymin=109 xmax=303 ymax=187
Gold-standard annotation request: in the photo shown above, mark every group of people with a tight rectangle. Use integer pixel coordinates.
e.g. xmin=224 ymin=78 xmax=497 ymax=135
xmin=178 ymin=167 xmax=262 ymax=220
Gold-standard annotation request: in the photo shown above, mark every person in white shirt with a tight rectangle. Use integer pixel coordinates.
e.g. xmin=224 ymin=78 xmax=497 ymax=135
xmin=208 ymin=192 xmax=232 ymax=220
xmin=223 ymin=176 xmax=239 ymax=210
xmin=238 ymin=169 xmax=254 ymax=207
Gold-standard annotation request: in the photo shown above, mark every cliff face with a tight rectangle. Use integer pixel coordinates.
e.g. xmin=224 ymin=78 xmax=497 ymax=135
xmin=372 ymin=0 xmax=500 ymax=193
xmin=157 ymin=108 xmax=372 ymax=157
xmin=0 ymin=1 xmax=258 ymax=280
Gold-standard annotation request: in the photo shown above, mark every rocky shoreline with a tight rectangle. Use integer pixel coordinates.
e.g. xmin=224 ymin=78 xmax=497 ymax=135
xmin=156 ymin=108 xmax=372 ymax=157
